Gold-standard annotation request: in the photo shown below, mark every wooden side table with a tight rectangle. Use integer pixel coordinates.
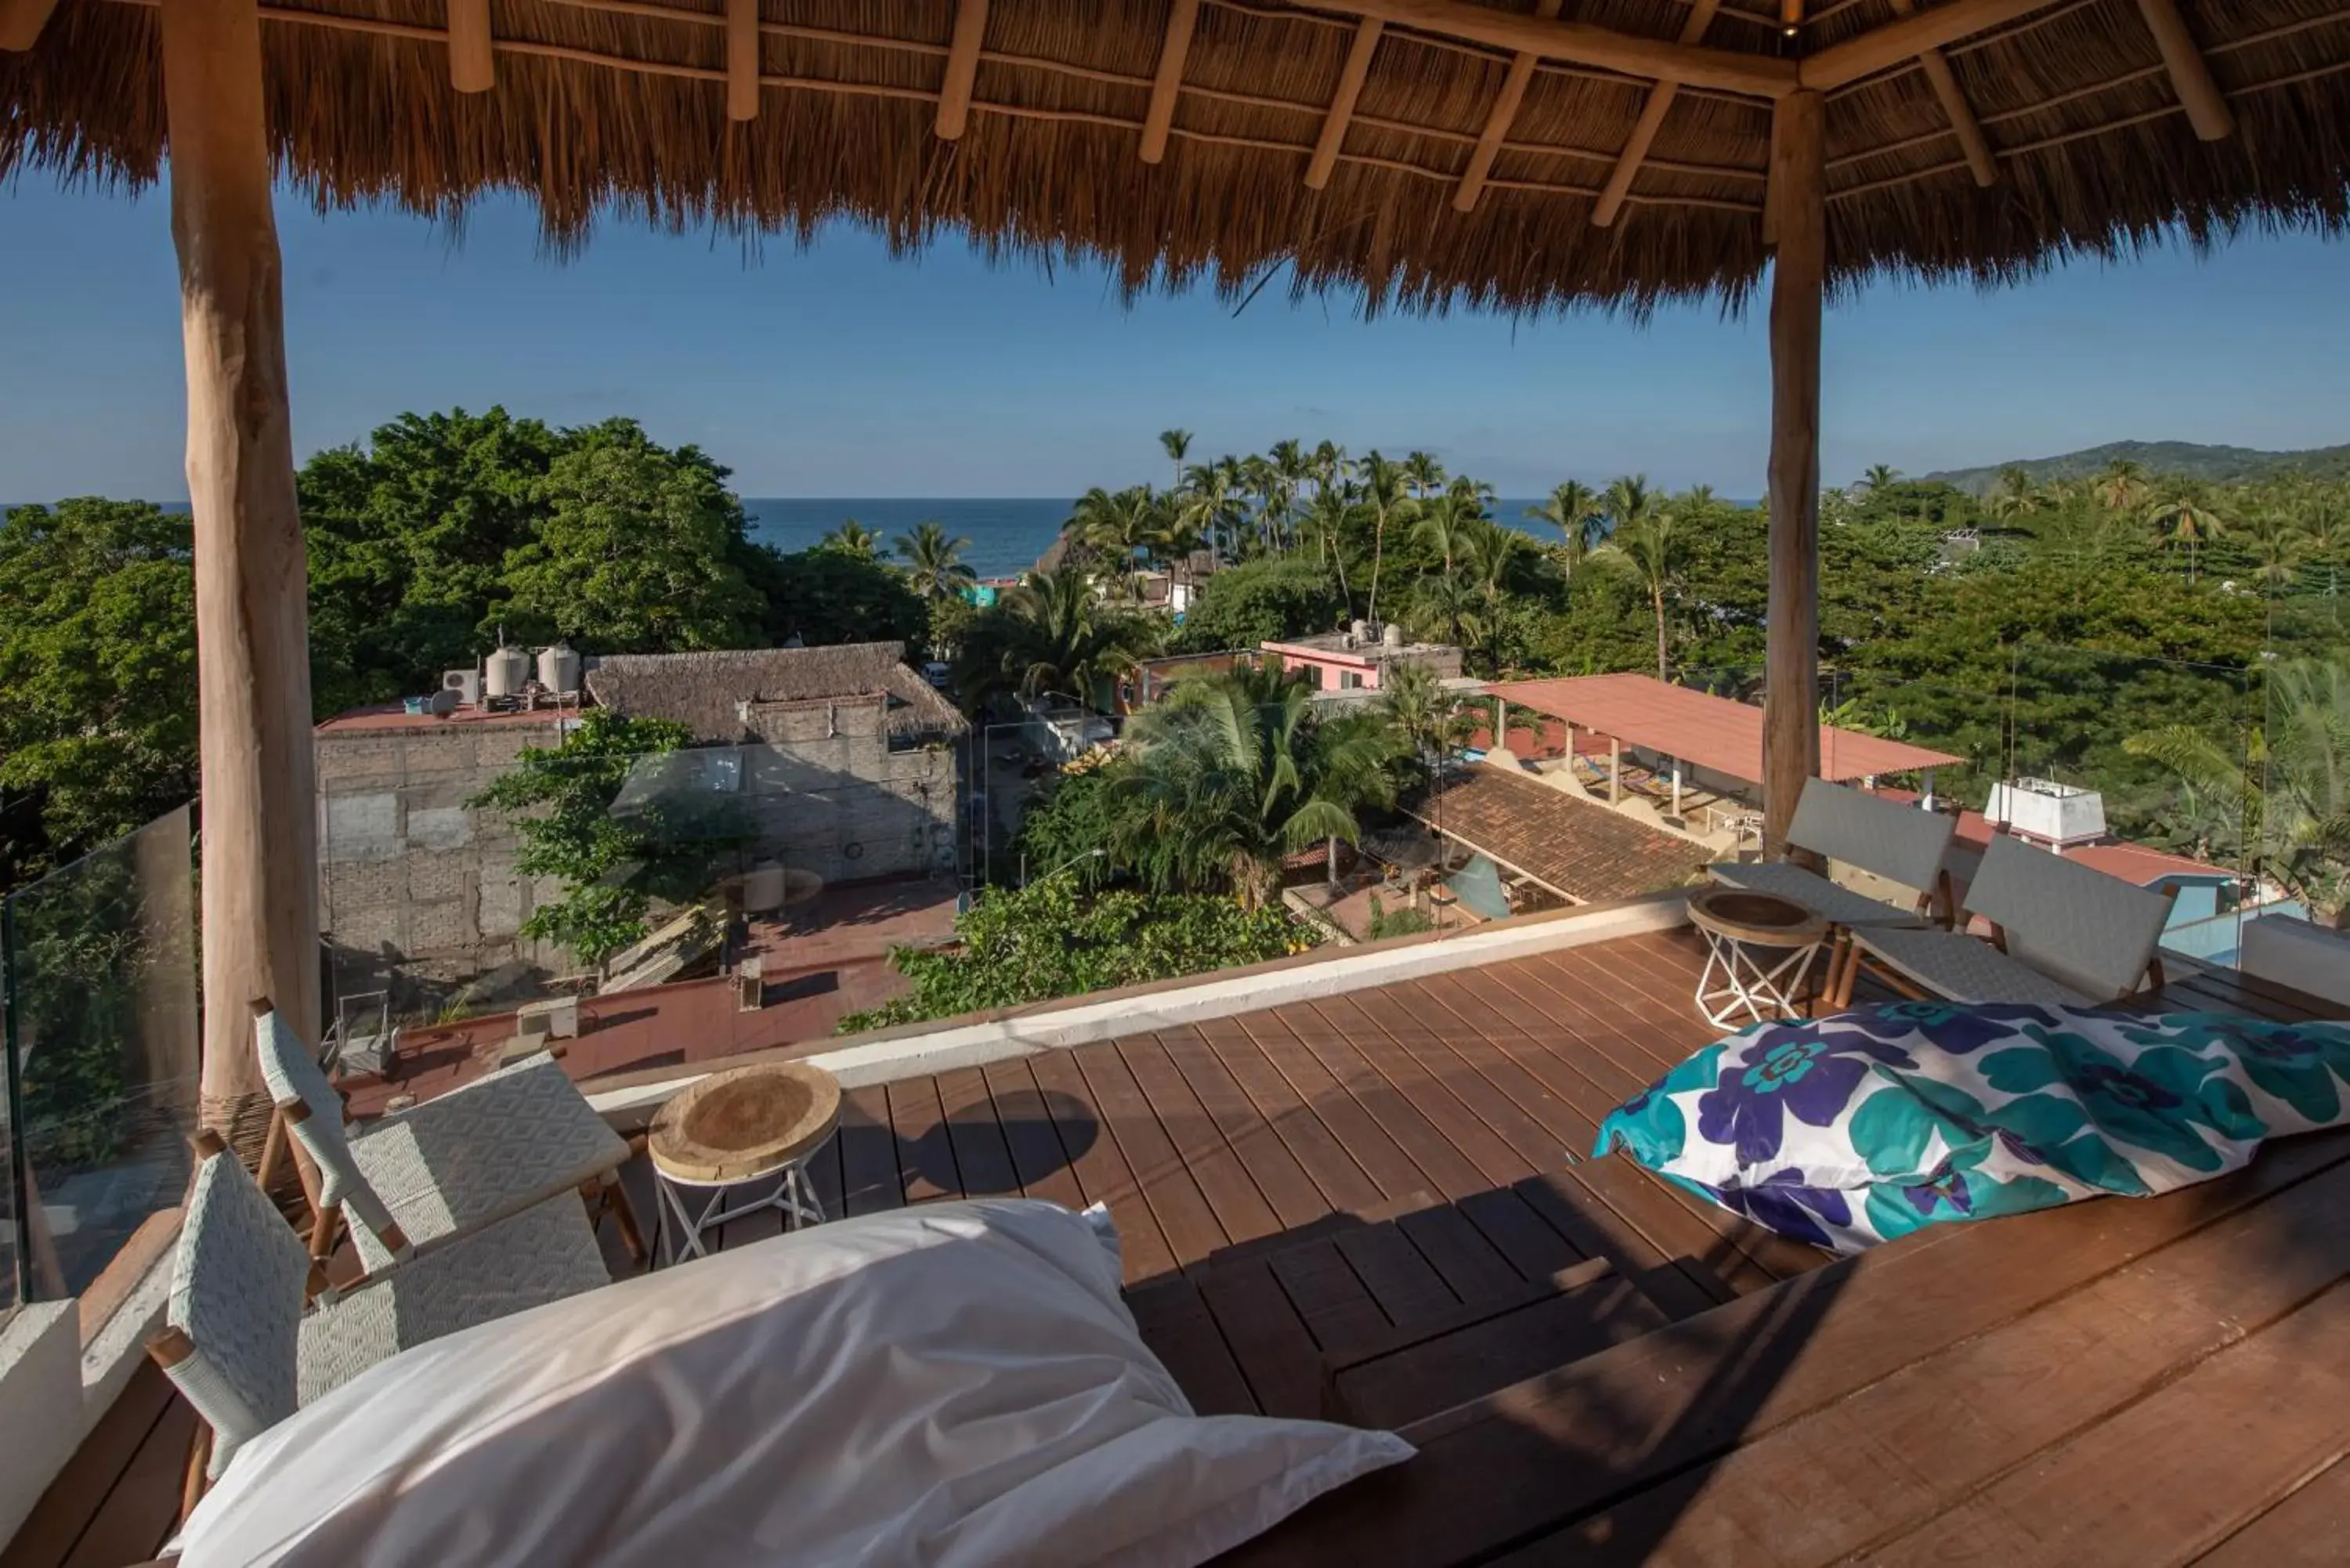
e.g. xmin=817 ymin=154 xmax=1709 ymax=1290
xmin=1685 ymin=887 xmax=1830 ymax=1030
xmin=648 ymin=1061 xmax=842 ymax=1265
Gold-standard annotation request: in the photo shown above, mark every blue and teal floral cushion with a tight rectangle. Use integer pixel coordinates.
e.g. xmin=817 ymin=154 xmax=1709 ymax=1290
xmin=1594 ymin=1003 xmax=2350 ymax=1253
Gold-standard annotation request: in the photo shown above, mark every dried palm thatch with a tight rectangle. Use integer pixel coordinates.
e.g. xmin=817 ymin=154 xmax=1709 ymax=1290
xmin=3 ymin=0 xmax=2346 ymax=315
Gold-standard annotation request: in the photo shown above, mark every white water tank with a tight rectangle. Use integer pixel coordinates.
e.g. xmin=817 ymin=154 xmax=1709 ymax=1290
xmin=537 ymin=640 xmax=582 ymax=695
xmin=1383 ymin=621 xmax=1405 ymax=649
xmin=1987 ymin=778 xmax=2107 ymax=847
xmin=484 ymin=643 xmax=530 ymax=699
xmin=1350 ymin=620 xmax=1370 ymax=647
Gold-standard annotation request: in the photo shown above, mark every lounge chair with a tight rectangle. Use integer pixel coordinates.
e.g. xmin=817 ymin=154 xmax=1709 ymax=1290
xmin=1828 ymin=831 xmax=2177 ymax=1008
xmin=253 ymin=999 xmax=641 ymax=1280
xmin=150 ymin=1131 xmax=612 ymax=1502
xmin=1710 ymin=778 xmax=1958 ymax=930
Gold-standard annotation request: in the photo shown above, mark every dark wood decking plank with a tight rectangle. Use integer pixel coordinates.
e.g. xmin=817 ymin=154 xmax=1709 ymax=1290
xmin=1157 ymin=1024 xmax=1335 ymax=1230
xmin=2193 ymin=1449 xmax=2350 ymax=1566
xmin=1520 ymin=1164 xmax=1741 ymax=1313
xmin=1513 ymin=1147 xmax=2350 ymax=1566
xmin=1072 ymin=1041 xmax=1231 ymax=1268
xmin=0 ymin=1364 xmax=176 ymax=1568
xmin=1193 ymin=1255 xmax=1329 ymax=1418
xmin=1226 ymin=1008 xmax=1453 ymax=1204
xmin=1125 ymin=1275 xmax=1261 ymax=1417
xmin=979 ymin=1057 xmax=1089 ymax=1210
xmin=1454 ymin=1185 xmax=1595 ymax=1280
xmin=1332 ymin=987 xmax=1585 ymax=1174
xmin=1864 ymin=1277 xmax=2350 ymax=1568
xmin=1516 ymin=945 xmax=1712 ymax=1080
xmin=1192 ymin=1016 xmax=1390 ymax=1215
xmin=57 ymin=1393 xmax=194 ymax=1568
xmin=1410 ymin=970 xmax=1640 ymax=1129
xmin=935 ymin=1066 xmax=1022 ymax=1198
xmin=1119 ymin=1034 xmax=1283 ymax=1247
xmin=1260 ymin=1236 xmax=1393 ymax=1351
xmin=1214 ymin=1127 xmax=2350 ymax=1568
xmin=1393 ymin=1203 xmax=1528 ymax=1307
xmin=1264 ymin=1002 xmax=1499 ymax=1199
xmin=1331 ymin=1218 xmax=1462 ymax=1328
xmin=885 ymin=1075 xmax=963 ymax=1203
xmin=1027 ymin=1047 xmax=1178 ymax=1286
xmin=836 ymin=1084 xmax=905 ymax=1217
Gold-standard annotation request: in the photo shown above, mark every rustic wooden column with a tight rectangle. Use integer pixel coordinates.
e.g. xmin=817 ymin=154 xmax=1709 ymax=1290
xmin=162 ymin=0 xmax=320 ymax=1149
xmin=1763 ymin=89 xmax=1825 ymax=861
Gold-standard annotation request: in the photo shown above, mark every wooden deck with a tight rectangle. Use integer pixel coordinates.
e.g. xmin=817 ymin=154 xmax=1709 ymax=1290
xmin=9 ymin=927 xmax=2347 ymax=1567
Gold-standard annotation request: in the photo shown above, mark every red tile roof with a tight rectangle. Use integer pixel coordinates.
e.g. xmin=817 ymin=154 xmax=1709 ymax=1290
xmin=1408 ymin=765 xmax=1707 ymax=905
xmin=1485 ymin=673 xmax=1964 ymax=783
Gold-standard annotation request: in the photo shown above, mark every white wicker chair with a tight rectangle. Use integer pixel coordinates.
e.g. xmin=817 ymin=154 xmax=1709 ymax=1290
xmin=150 ymin=1132 xmax=610 ymax=1505
xmin=253 ymin=1000 xmax=640 ymax=1278
xmin=1708 ymin=778 xmax=1958 ymax=930
xmin=1831 ymin=831 xmax=2178 ymax=1008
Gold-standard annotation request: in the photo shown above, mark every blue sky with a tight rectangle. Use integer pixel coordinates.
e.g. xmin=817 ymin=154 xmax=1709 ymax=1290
xmin=2 ymin=175 xmax=2345 ymax=501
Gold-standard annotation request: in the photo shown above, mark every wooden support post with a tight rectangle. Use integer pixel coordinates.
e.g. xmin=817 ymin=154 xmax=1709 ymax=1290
xmin=0 ymin=0 xmax=62 ymax=51
xmin=1307 ymin=17 xmax=1382 ymax=190
xmin=161 ymin=0 xmax=323 ymax=1152
xmin=1140 ymin=0 xmax=1201 ymax=165
xmin=1593 ymin=0 xmax=1719 ymax=228
xmin=1885 ymin=0 xmax=1995 ymax=186
xmin=2135 ymin=0 xmax=2234 ymax=141
xmin=725 ymin=0 xmax=760 ymax=121
xmin=446 ymin=0 xmax=494 ymax=93
xmin=935 ymin=0 xmax=986 ymax=141
xmin=1609 ymin=738 xmax=1622 ymax=804
xmin=1764 ymin=89 xmax=1825 ymax=862
xmin=1452 ymin=0 xmax=1560 ymax=213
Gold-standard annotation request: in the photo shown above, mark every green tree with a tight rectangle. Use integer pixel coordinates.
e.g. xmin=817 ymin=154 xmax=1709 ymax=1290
xmin=1357 ymin=450 xmax=1419 ymax=627
xmin=1174 ymin=557 xmax=1345 ymax=652
xmin=956 ymin=567 xmax=1157 ymax=704
xmin=1070 ymin=485 xmax=1162 ymax=598
xmin=895 ymin=519 xmax=978 ymax=602
xmin=469 ymin=710 xmax=750 ymax=966
xmin=0 ymin=499 xmax=199 ymax=880
xmin=1159 ymin=428 xmax=1193 ymax=493
xmin=823 ymin=519 xmax=882 ymax=559
xmin=2147 ymin=488 xmax=2227 ymax=583
xmin=746 ymin=542 xmax=928 ymax=652
xmin=1589 ymin=488 xmax=1683 ymax=681
xmin=1528 ymin=479 xmax=1605 ymax=576
xmin=1116 ymin=660 xmax=1404 ymax=904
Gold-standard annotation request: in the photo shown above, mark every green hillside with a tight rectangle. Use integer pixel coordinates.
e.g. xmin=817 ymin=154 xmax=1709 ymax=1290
xmin=1927 ymin=439 xmax=2350 ymax=494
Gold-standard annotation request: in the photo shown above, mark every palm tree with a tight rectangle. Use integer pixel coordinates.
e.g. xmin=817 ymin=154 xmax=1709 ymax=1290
xmin=1986 ymin=464 xmax=2040 ymax=522
xmin=1180 ymin=460 xmax=1243 ymax=567
xmin=1117 ymin=660 xmax=1403 ymax=904
xmin=1590 ymin=498 xmax=1683 ymax=681
xmin=1861 ymin=464 xmax=1901 ymax=494
xmin=1528 ymin=479 xmax=1604 ymax=576
xmin=1357 ymin=449 xmax=1419 ymax=627
xmin=823 ymin=519 xmax=881 ymax=558
xmin=2146 ymin=488 xmax=2226 ymax=583
xmin=1159 ymin=428 xmax=1192 ymax=493
xmin=1266 ymin=439 xmax=1310 ymax=555
xmin=1300 ymin=485 xmax=1356 ymax=606
xmin=1069 ymin=485 xmax=1160 ymax=598
xmin=2242 ymin=505 xmax=2306 ymax=594
xmin=1403 ymin=450 xmax=1447 ymax=502
xmin=2095 ymin=457 xmax=2152 ymax=515
xmin=962 ymin=566 xmax=1155 ymax=704
xmin=895 ymin=520 xmax=977 ymax=601
xmin=1603 ymin=473 xmax=1660 ymax=537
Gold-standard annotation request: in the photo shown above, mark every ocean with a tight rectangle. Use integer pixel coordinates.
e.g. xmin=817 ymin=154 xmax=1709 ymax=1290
xmin=743 ymin=497 xmax=1568 ymax=580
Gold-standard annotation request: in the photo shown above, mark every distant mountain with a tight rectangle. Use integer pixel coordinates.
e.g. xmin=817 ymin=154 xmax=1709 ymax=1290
xmin=1925 ymin=439 xmax=2350 ymax=495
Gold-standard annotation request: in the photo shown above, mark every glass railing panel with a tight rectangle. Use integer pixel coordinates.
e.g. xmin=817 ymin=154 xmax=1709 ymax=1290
xmin=2 ymin=804 xmax=199 ymax=1301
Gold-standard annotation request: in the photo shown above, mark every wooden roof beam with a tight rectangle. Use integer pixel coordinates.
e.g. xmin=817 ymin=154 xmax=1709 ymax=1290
xmin=1886 ymin=0 xmax=1996 ymax=186
xmin=1593 ymin=0 xmax=1720 ymax=228
xmin=1141 ymin=0 xmax=1201 ymax=164
xmin=0 ymin=0 xmax=61 ymax=51
xmin=935 ymin=0 xmax=986 ymax=140
xmin=725 ymin=0 xmax=759 ymax=120
xmin=447 ymin=0 xmax=493 ymax=92
xmin=1801 ymin=0 xmax=2055 ymax=92
xmin=1307 ymin=0 xmax=1798 ymax=99
xmin=1452 ymin=0 xmax=1560 ymax=212
xmin=2135 ymin=0 xmax=2235 ymax=140
xmin=1307 ymin=17 xmax=1383 ymax=190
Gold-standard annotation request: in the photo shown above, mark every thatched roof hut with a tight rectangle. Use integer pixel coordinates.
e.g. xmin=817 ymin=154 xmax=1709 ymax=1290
xmin=5 ymin=0 xmax=2345 ymax=310
xmin=9 ymin=0 xmax=2340 ymax=1115
xmin=586 ymin=642 xmax=969 ymax=742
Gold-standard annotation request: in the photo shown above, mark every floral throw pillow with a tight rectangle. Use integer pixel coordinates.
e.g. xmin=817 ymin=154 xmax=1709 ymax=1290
xmin=1593 ymin=1003 xmax=2350 ymax=1253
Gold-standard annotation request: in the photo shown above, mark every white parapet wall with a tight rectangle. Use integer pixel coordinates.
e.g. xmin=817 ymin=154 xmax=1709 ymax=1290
xmin=590 ymin=887 xmax=1693 ymax=1119
xmin=0 ymin=1303 xmax=81 ymax=1548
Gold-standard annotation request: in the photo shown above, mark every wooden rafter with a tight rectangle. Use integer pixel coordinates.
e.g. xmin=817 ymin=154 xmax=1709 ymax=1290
xmin=1141 ymin=0 xmax=1202 ymax=164
xmin=935 ymin=0 xmax=987 ymax=140
xmin=1307 ymin=0 xmax=1797 ymax=98
xmin=1886 ymin=0 xmax=1995 ymax=186
xmin=725 ymin=0 xmax=759 ymax=120
xmin=1593 ymin=0 xmax=1720 ymax=228
xmin=1307 ymin=17 xmax=1383 ymax=190
xmin=1452 ymin=0 xmax=1561 ymax=212
xmin=0 ymin=0 xmax=60 ymax=51
xmin=2136 ymin=0 xmax=2235 ymax=139
xmin=447 ymin=0 xmax=494 ymax=92
xmin=1801 ymin=0 xmax=2054 ymax=91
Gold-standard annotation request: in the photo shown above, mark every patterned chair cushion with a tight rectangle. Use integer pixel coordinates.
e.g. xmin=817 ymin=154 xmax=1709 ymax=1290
xmin=1708 ymin=860 xmax=1925 ymax=930
xmin=1850 ymin=926 xmax=2095 ymax=1007
xmin=168 ymin=1151 xmax=310 ymax=1473
xmin=254 ymin=1009 xmax=400 ymax=1243
xmin=1596 ymin=1003 xmax=2350 ymax=1253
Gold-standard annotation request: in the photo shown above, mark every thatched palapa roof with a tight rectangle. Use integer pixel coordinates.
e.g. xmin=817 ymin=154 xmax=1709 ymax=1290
xmin=586 ymin=642 xmax=967 ymax=741
xmin=4 ymin=0 xmax=2345 ymax=313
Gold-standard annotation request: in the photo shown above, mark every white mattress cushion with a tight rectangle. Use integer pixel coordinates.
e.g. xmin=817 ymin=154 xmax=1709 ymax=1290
xmin=177 ymin=1198 xmax=1410 ymax=1568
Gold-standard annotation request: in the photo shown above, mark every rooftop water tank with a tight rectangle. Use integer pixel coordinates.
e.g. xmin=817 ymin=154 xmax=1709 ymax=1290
xmin=537 ymin=640 xmax=581 ymax=695
xmin=484 ymin=642 xmax=529 ymax=699
xmin=1987 ymin=778 xmax=2107 ymax=848
xmin=1383 ymin=621 xmax=1405 ymax=649
xmin=1350 ymin=619 xmax=1370 ymax=648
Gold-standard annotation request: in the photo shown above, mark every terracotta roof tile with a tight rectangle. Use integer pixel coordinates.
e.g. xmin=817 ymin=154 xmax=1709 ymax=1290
xmin=1408 ymin=767 xmax=1707 ymax=905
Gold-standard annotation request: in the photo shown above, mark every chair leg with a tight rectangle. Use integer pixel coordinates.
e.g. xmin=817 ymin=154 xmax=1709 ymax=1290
xmin=607 ymin=1173 xmax=648 ymax=1265
xmin=180 ymin=1420 xmax=214 ymax=1524
xmin=255 ymin=1109 xmax=287 ymax=1194
xmin=306 ymin=1201 xmax=342 ymax=1273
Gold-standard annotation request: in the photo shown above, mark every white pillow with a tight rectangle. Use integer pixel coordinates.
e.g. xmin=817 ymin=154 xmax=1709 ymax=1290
xmin=176 ymin=1198 xmax=1409 ymax=1568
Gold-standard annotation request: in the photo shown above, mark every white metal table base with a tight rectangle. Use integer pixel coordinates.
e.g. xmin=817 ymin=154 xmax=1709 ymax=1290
xmin=655 ymin=1157 xmax=826 ymax=1266
xmin=1694 ymin=930 xmax=1824 ymax=1030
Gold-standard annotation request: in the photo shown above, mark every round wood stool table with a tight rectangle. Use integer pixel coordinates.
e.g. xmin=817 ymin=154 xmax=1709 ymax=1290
xmin=1684 ymin=887 xmax=1830 ymax=1031
xmin=647 ymin=1061 xmax=842 ymax=1265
